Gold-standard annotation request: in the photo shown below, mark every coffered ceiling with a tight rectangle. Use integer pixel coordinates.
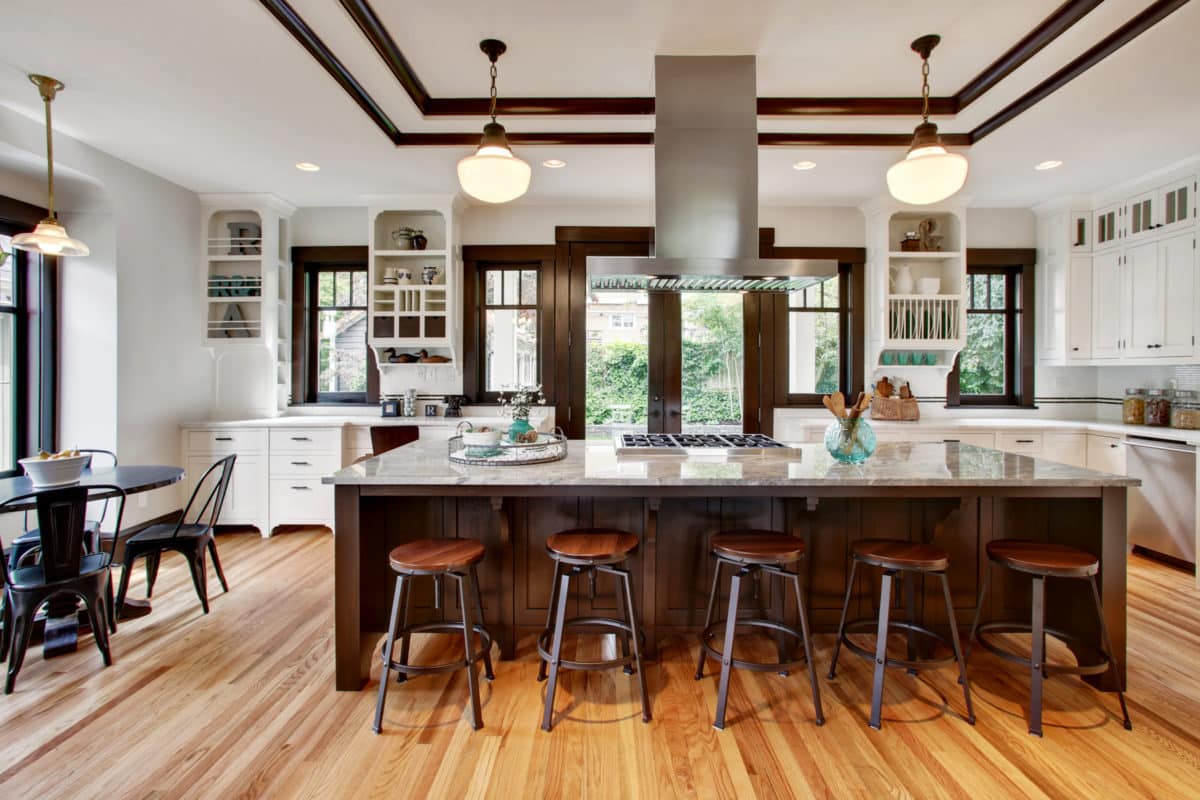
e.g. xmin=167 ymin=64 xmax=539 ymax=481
xmin=0 ymin=0 xmax=1196 ymax=208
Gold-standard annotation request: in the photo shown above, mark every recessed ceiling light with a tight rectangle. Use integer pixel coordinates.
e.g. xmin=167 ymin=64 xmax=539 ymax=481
xmin=792 ymin=161 xmax=817 ymax=171
xmin=295 ymin=162 xmax=321 ymax=172
xmin=1034 ymin=160 xmax=1063 ymax=171
xmin=543 ymin=159 xmax=566 ymax=169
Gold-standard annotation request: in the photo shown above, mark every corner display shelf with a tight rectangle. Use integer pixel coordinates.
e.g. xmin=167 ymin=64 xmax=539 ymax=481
xmin=367 ymin=197 xmax=462 ymax=368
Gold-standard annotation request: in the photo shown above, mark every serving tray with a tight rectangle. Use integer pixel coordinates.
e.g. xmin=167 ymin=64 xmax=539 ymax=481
xmin=447 ymin=430 xmax=568 ymax=466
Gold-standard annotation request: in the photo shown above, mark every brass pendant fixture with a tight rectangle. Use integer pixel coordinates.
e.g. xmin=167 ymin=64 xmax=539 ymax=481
xmin=12 ymin=74 xmax=89 ymax=257
xmin=456 ymin=39 xmax=531 ymax=204
xmin=886 ymin=35 xmax=968 ymax=206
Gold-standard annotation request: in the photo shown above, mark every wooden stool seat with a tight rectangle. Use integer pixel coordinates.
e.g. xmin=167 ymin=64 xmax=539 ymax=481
xmin=852 ymin=539 xmax=948 ymax=572
xmin=546 ymin=529 xmax=638 ymax=563
xmin=987 ymin=540 xmax=1098 ymax=577
xmin=388 ymin=539 xmax=485 ymax=574
xmin=711 ymin=530 xmax=805 ymax=564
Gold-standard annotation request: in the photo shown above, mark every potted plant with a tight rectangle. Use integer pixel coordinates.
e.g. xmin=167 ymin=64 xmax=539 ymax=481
xmin=499 ymin=385 xmax=544 ymax=443
xmin=390 ymin=226 xmax=427 ymax=250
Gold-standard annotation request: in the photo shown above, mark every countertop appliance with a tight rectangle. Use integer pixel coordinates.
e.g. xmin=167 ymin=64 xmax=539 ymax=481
xmin=1126 ymin=436 xmax=1196 ymax=566
xmin=615 ymin=432 xmax=792 ymax=454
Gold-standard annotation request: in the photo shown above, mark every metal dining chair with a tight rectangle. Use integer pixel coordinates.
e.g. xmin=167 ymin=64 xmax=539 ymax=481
xmin=1 ymin=483 xmax=127 ymax=693
xmin=115 ymin=455 xmax=235 ymax=616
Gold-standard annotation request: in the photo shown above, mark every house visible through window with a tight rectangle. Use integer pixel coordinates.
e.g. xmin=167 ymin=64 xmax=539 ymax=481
xmin=483 ymin=268 xmax=538 ymax=391
xmin=312 ymin=267 xmax=368 ymax=402
xmin=609 ymin=312 xmax=635 ymax=329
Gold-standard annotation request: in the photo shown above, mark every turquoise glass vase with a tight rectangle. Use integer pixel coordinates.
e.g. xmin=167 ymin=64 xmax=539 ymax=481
xmin=508 ymin=417 xmax=534 ymax=443
xmin=824 ymin=418 xmax=877 ymax=464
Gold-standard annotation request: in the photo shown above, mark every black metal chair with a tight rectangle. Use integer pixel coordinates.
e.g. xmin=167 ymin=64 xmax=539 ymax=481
xmin=2 ymin=484 xmax=127 ymax=693
xmin=115 ymin=455 xmax=235 ymax=616
xmin=9 ymin=449 xmax=118 ymax=570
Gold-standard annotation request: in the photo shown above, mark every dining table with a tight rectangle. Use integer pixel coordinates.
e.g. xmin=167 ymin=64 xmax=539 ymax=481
xmin=0 ymin=464 xmax=184 ymax=657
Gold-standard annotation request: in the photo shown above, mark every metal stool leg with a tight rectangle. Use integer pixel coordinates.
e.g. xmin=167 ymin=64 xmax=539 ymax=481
xmin=713 ymin=568 xmax=746 ymax=730
xmin=456 ymin=573 xmax=484 ymax=730
xmin=1029 ymin=575 xmax=1046 ymax=737
xmin=827 ymin=558 xmax=859 ymax=679
xmin=373 ymin=574 xmax=406 ymax=734
xmin=541 ymin=569 xmax=573 ymax=732
xmin=903 ymin=571 xmax=920 ymax=674
xmin=695 ymin=556 xmax=724 ymax=680
xmin=470 ymin=565 xmax=495 ymax=681
xmin=537 ymin=560 xmax=563 ymax=683
xmin=868 ymin=569 xmax=895 ymax=730
xmin=790 ymin=570 xmax=825 ymax=725
xmin=395 ymin=574 xmax=413 ymax=684
xmin=940 ymin=572 xmax=975 ymax=725
xmin=1089 ymin=575 xmax=1133 ymax=731
xmin=962 ymin=561 xmax=991 ymax=668
xmin=614 ymin=568 xmax=633 ymax=675
xmin=617 ymin=567 xmax=651 ymax=723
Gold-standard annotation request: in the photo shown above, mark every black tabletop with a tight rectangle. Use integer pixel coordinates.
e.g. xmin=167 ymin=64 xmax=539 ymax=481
xmin=0 ymin=465 xmax=184 ymax=511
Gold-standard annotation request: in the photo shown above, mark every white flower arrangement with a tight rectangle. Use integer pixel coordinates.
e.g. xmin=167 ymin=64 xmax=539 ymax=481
xmin=499 ymin=385 xmax=544 ymax=421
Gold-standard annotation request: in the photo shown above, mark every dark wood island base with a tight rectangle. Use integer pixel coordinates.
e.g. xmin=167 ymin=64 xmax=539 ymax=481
xmin=334 ymin=478 xmax=1129 ymax=695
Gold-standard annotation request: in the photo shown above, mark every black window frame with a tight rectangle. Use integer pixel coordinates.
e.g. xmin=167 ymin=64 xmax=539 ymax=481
xmin=783 ymin=264 xmax=854 ymax=406
xmin=475 ymin=266 xmax=541 ymax=401
xmin=290 ymin=246 xmax=378 ymax=406
xmin=947 ymin=249 xmax=1036 ymax=408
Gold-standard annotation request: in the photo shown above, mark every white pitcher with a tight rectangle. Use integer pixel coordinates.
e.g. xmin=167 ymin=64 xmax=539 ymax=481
xmin=892 ymin=265 xmax=914 ymax=294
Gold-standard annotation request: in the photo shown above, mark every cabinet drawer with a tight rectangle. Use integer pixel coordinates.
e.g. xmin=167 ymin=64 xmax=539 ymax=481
xmin=187 ymin=428 xmax=267 ymax=454
xmin=269 ymin=427 xmax=342 ymax=453
xmin=935 ymin=433 xmax=996 ymax=449
xmin=269 ymin=478 xmax=333 ymax=523
xmin=996 ymin=432 xmax=1043 ymax=454
xmin=270 ymin=453 xmax=342 ymax=478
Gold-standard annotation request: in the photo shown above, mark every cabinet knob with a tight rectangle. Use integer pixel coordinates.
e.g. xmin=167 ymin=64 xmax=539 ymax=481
xmin=1110 ymin=443 xmax=1118 ymax=449
xmin=1071 ymin=347 xmax=1080 ymax=351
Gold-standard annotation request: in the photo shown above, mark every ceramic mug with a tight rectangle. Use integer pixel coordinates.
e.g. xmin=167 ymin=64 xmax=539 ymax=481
xmin=394 ymin=268 xmax=413 ymax=285
xmin=881 ymin=352 xmax=895 ymax=365
xmin=924 ymin=352 xmax=937 ymax=365
xmin=898 ymin=352 xmax=912 ymax=365
xmin=422 ymin=265 xmax=440 ymax=285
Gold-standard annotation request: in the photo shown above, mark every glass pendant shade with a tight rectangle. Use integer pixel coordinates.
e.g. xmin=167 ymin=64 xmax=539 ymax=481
xmin=12 ymin=217 xmax=90 ymax=256
xmin=887 ymin=122 xmax=968 ymax=206
xmin=457 ymin=122 xmax=531 ymax=204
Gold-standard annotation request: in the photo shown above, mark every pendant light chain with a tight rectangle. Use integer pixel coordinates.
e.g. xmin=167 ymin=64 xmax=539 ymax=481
xmin=43 ymin=91 xmax=56 ymax=218
xmin=488 ymin=61 xmax=498 ymax=124
xmin=920 ymin=56 xmax=931 ymax=124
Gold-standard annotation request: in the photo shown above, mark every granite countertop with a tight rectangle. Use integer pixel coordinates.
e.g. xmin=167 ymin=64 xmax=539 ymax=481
xmin=181 ymin=413 xmax=553 ymax=429
xmin=777 ymin=415 xmax=1200 ymax=445
xmin=325 ymin=439 xmax=1139 ymax=488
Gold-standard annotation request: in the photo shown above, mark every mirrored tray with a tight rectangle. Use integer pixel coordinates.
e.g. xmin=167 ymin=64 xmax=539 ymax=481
xmin=447 ymin=428 xmax=568 ymax=466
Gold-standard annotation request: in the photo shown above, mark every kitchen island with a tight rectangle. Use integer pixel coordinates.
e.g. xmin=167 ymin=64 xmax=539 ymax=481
xmin=327 ymin=440 xmax=1137 ymax=692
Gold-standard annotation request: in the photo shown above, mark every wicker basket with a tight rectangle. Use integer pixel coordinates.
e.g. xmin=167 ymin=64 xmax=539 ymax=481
xmin=870 ymin=395 xmax=920 ymax=421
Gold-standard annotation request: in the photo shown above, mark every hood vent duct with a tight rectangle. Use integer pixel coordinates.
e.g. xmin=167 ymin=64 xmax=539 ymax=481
xmin=587 ymin=55 xmax=836 ymax=293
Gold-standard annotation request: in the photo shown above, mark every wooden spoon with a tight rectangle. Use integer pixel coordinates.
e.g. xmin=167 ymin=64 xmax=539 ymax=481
xmin=829 ymin=391 xmax=847 ymax=418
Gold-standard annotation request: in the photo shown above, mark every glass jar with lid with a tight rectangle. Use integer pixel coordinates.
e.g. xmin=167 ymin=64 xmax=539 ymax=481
xmin=1171 ymin=390 xmax=1200 ymax=430
xmin=1122 ymin=388 xmax=1146 ymax=425
xmin=1145 ymin=389 xmax=1172 ymax=426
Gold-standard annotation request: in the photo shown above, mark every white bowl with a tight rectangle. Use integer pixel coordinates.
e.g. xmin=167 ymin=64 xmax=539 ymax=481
xmin=916 ymin=277 xmax=941 ymax=295
xmin=19 ymin=453 xmax=90 ymax=487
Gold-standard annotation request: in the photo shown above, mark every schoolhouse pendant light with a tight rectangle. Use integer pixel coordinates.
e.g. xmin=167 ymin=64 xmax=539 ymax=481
xmin=12 ymin=75 xmax=89 ymax=257
xmin=457 ymin=39 xmax=531 ymax=204
xmin=886 ymin=36 xmax=968 ymax=206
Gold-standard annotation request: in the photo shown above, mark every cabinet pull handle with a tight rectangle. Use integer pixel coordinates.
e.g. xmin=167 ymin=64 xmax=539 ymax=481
xmin=1110 ymin=443 xmax=1119 ymax=449
xmin=290 ymin=461 xmax=311 ymax=466
xmin=1072 ymin=346 xmax=1080 ymax=351
xmin=1016 ymin=439 xmax=1035 ymax=444
xmin=291 ymin=436 xmax=311 ymax=441
xmin=291 ymin=485 xmax=311 ymax=491
xmin=214 ymin=437 xmax=233 ymax=441
xmin=942 ymin=439 xmax=960 ymax=443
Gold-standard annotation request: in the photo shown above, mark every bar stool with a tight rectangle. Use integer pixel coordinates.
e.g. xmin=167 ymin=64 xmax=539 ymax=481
xmin=538 ymin=528 xmax=650 ymax=731
xmin=965 ymin=539 xmax=1132 ymax=736
xmin=828 ymin=539 xmax=975 ymax=730
xmin=694 ymin=530 xmax=824 ymax=730
xmin=372 ymin=539 xmax=494 ymax=733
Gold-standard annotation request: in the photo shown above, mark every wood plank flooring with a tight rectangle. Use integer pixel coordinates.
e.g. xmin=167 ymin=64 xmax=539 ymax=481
xmin=1 ymin=528 xmax=1198 ymax=798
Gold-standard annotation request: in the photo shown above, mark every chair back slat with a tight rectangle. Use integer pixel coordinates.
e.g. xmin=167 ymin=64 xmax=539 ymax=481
xmin=176 ymin=455 xmax=236 ymax=535
xmin=33 ymin=486 xmax=91 ymax=582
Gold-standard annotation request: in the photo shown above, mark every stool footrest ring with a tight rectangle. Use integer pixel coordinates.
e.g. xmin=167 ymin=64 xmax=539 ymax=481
xmin=840 ymin=619 xmax=957 ymax=671
xmin=380 ymin=621 xmax=494 ymax=677
xmin=700 ymin=618 xmax=812 ymax=674
xmin=538 ymin=615 xmax=646 ymax=672
xmin=975 ymin=621 xmax=1111 ymax=677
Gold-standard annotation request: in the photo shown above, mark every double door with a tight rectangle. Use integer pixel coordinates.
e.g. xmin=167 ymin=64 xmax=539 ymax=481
xmin=1092 ymin=231 xmax=1194 ymax=360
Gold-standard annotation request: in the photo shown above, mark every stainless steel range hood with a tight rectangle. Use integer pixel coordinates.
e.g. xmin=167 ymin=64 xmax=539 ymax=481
xmin=587 ymin=55 xmax=836 ymax=292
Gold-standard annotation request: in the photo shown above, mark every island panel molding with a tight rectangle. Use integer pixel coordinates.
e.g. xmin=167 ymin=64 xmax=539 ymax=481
xmin=257 ymin=0 xmax=1185 ymax=148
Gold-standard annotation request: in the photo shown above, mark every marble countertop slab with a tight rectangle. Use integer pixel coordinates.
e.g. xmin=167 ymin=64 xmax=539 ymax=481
xmin=325 ymin=439 xmax=1139 ymax=489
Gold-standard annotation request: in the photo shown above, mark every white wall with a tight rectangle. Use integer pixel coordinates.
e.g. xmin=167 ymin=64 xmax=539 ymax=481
xmin=966 ymin=208 xmax=1037 ymax=247
xmin=762 ymin=207 xmax=866 ymax=246
xmin=0 ymin=105 xmax=209 ymax=527
xmin=292 ymin=206 xmax=366 ymax=247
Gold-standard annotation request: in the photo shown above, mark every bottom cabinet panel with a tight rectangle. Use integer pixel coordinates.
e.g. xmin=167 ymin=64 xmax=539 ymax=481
xmin=270 ymin=478 xmax=334 ymax=530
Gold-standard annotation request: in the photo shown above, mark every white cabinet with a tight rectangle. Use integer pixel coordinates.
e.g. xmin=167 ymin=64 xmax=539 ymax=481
xmin=1127 ymin=190 xmax=1156 ymax=240
xmin=268 ymin=427 xmax=340 ymax=534
xmin=1094 ymin=205 xmax=1121 ymax=250
xmin=1090 ymin=250 xmax=1126 ymax=360
xmin=1042 ymin=432 xmax=1087 ymax=468
xmin=1087 ymin=434 xmax=1126 ymax=475
xmin=1160 ymin=177 xmax=1194 ymax=234
xmin=1159 ymin=232 xmax=1196 ymax=357
xmin=996 ymin=431 xmax=1043 ymax=455
xmin=1039 ymin=252 xmax=1066 ymax=361
xmin=1126 ymin=240 xmax=1160 ymax=353
xmin=1066 ymin=257 xmax=1092 ymax=359
xmin=181 ymin=427 xmax=269 ymax=533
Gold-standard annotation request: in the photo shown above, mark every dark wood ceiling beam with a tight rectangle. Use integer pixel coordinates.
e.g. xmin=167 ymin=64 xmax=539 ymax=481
xmin=424 ymin=97 xmax=655 ymax=116
xmin=398 ymin=132 xmax=655 ymax=146
xmin=757 ymin=97 xmax=955 ymax=116
xmin=955 ymin=0 xmax=1104 ymax=112
xmin=338 ymin=0 xmax=430 ymax=113
xmin=258 ymin=0 xmax=402 ymax=143
xmin=759 ymin=132 xmax=971 ymax=147
xmin=971 ymin=0 xmax=1190 ymax=142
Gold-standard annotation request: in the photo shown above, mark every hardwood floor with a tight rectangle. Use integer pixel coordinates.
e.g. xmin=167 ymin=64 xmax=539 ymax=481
xmin=1 ymin=528 xmax=1198 ymax=798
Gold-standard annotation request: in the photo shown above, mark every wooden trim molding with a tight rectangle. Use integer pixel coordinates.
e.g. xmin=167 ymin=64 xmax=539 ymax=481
xmin=261 ymin=0 xmax=1184 ymax=148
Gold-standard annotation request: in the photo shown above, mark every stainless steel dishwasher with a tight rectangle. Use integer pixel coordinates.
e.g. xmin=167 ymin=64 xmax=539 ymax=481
xmin=1126 ymin=436 xmax=1196 ymax=565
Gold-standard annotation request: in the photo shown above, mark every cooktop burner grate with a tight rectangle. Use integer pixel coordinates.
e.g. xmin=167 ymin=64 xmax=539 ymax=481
xmin=615 ymin=433 xmax=791 ymax=453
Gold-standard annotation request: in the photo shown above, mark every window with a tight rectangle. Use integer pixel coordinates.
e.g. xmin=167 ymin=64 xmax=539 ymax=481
xmin=609 ymin=313 xmax=635 ymax=329
xmin=0 ymin=232 xmax=18 ymax=473
xmin=291 ymin=246 xmax=377 ymax=405
xmin=483 ymin=268 xmax=539 ymax=392
xmin=781 ymin=264 xmax=860 ymax=405
xmin=948 ymin=252 xmax=1035 ymax=407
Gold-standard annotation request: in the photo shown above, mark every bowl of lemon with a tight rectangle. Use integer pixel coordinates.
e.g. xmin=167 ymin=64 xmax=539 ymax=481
xmin=19 ymin=449 xmax=90 ymax=487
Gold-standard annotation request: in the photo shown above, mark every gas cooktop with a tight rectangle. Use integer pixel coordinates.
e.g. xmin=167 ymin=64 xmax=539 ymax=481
xmin=614 ymin=433 xmax=793 ymax=454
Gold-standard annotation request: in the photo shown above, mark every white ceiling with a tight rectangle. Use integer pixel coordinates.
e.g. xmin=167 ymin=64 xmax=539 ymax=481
xmin=0 ymin=0 xmax=1196 ymax=209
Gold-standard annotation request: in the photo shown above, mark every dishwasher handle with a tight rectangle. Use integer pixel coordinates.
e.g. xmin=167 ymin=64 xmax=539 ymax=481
xmin=1126 ymin=437 xmax=1196 ymax=455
